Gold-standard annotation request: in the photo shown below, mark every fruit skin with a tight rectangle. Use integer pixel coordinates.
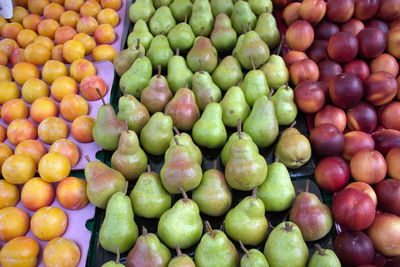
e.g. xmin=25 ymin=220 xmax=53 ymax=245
xmin=0 ymin=180 xmax=19 ymax=210
xmin=350 ymin=150 xmax=387 ymax=184
xmin=334 ymin=231 xmax=374 ymax=266
xmin=357 ymin=27 xmax=386 ymax=59
xmin=21 ymin=178 xmax=55 ymax=211
xmin=345 ymin=182 xmax=377 ymax=206
xmin=308 ymin=246 xmax=341 ymax=267
xmin=329 ymin=73 xmax=363 ymax=109
xmin=56 ymin=177 xmax=89 ymax=210
xmin=327 ymin=32 xmax=359 ymax=63
xmin=0 ymin=236 xmax=40 ymax=267
xmin=346 ymin=102 xmax=378 ymax=133
xmin=30 ymin=206 xmax=68 ymax=241
xmin=373 ymin=129 xmax=400 ymax=156
xmin=38 ymin=152 xmax=71 ymax=183
xmin=375 ymin=179 xmax=400 ymax=216
xmin=364 ymin=72 xmax=398 ymax=106
xmin=315 ymin=156 xmax=350 ymax=192
xmin=0 ymin=207 xmax=30 ymax=242
xmin=286 ymin=20 xmax=314 ymax=51
xmin=294 ymin=80 xmax=325 ymax=114
xmin=367 ymin=213 xmax=400 ymax=257
xmin=2 ymin=154 xmax=36 ymax=185
xmin=314 ymin=105 xmax=346 ymax=132
xmin=43 ymin=237 xmax=81 ymax=267
xmin=309 ymin=124 xmax=344 ymax=157
xmin=342 ymin=131 xmax=375 ymax=161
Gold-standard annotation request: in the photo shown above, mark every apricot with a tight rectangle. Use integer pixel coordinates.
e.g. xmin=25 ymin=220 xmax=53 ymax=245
xmin=0 ymin=52 xmax=7 ymax=65
xmin=0 ymin=143 xmax=13 ymax=170
xmin=28 ymin=0 xmax=50 ymax=15
xmin=0 ymin=66 xmax=12 ymax=82
xmin=38 ymin=19 xmax=60 ymax=39
xmin=97 ymin=8 xmax=119 ymax=27
xmin=0 ymin=39 xmax=19 ymax=58
xmin=94 ymin=24 xmax=116 ymax=44
xmin=70 ymin=58 xmax=96 ymax=82
xmin=22 ymin=14 xmax=42 ymax=32
xmin=60 ymin=10 xmax=80 ymax=28
xmin=22 ymin=78 xmax=49 ymax=103
xmin=16 ymin=29 xmax=38 ymax=48
xmin=1 ymin=99 xmax=29 ymax=124
xmin=10 ymin=7 xmax=29 ymax=24
xmin=0 ymin=17 xmax=7 ymax=32
xmin=21 ymin=177 xmax=55 ymax=211
xmin=1 ymin=23 xmax=23 ymax=40
xmin=42 ymin=60 xmax=69 ymax=84
xmin=6 ymin=119 xmax=37 ymax=146
xmin=39 ymin=152 xmax=71 ymax=183
xmin=38 ymin=117 xmax=68 ymax=144
xmin=0 ymin=81 xmax=19 ymax=104
xmin=73 ymin=32 xmax=96 ymax=55
xmin=31 ymin=206 xmax=68 ymax=240
xmin=11 ymin=62 xmax=39 ymax=85
xmin=51 ymin=0 xmax=65 ymax=4
xmin=63 ymin=39 xmax=85 ymax=63
xmin=43 ymin=3 xmax=65 ymax=21
xmin=51 ymin=76 xmax=78 ymax=102
xmin=71 ymin=115 xmax=95 ymax=143
xmin=24 ymin=42 xmax=51 ymax=66
xmin=60 ymin=94 xmax=89 ymax=122
xmin=51 ymin=44 xmax=65 ymax=62
xmin=30 ymin=97 xmax=58 ymax=123
xmin=34 ymin=35 xmax=54 ymax=50
xmin=50 ymin=139 xmax=80 ymax=167
xmin=2 ymin=154 xmax=36 ymax=184
xmin=0 ymin=179 xmax=19 ymax=210
xmin=0 ymin=207 xmax=30 ymax=242
xmin=93 ymin=44 xmax=117 ymax=61
xmin=0 ymin=127 xmax=6 ymax=142
xmin=57 ymin=177 xmax=88 ymax=209
xmin=65 ymin=0 xmax=84 ymax=11
xmin=80 ymin=0 xmax=102 ymax=17
xmin=0 ymin=236 xmax=39 ymax=267
xmin=55 ymin=26 xmax=77 ymax=44
xmin=76 ymin=16 xmax=99 ymax=36
xmin=80 ymin=75 xmax=108 ymax=100
xmin=15 ymin=140 xmax=47 ymax=165
xmin=9 ymin=48 xmax=26 ymax=67
xmin=43 ymin=237 xmax=81 ymax=267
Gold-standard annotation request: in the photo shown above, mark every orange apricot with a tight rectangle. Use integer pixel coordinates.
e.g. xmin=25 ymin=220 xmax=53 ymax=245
xmin=0 ymin=99 xmax=29 ymax=124
xmin=6 ymin=119 xmax=37 ymax=146
xmin=15 ymin=139 xmax=47 ymax=165
xmin=16 ymin=29 xmax=38 ymax=48
xmin=30 ymin=206 xmax=68 ymax=240
xmin=10 ymin=7 xmax=29 ymax=24
xmin=38 ymin=152 xmax=71 ymax=182
xmin=97 ymin=8 xmax=119 ymax=27
xmin=21 ymin=177 xmax=55 ymax=211
xmin=80 ymin=0 xmax=102 ymax=17
xmin=22 ymin=14 xmax=42 ymax=32
xmin=60 ymin=10 xmax=80 ymax=28
xmin=60 ymin=94 xmax=89 ymax=122
xmin=54 ymin=26 xmax=77 ymax=44
xmin=24 ymin=42 xmax=51 ymax=66
xmin=37 ymin=19 xmax=60 ymax=39
xmin=0 ymin=66 xmax=12 ymax=82
xmin=28 ymin=0 xmax=50 ymax=15
xmin=11 ymin=62 xmax=39 ymax=85
xmin=76 ymin=15 xmax=99 ymax=35
xmin=2 ymin=154 xmax=36 ymax=184
xmin=1 ymin=23 xmax=23 ymax=40
xmin=0 ymin=81 xmax=20 ymax=104
xmin=0 ymin=126 xmax=6 ymax=142
xmin=51 ymin=44 xmax=65 ymax=62
xmin=0 ymin=179 xmax=19 ymax=210
xmin=43 ymin=237 xmax=81 ymax=267
xmin=73 ymin=32 xmax=96 ymax=55
xmin=93 ymin=44 xmax=117 ymax=61
xmin=71 ymin=115 xmax=95 ymax=143
xmin=42 ymin=60 xmax=69 ymax=84
xmin=70 ymin=58 xmax=96 ymax=82
xmin=63 ymin=39 xmax=85 ymax=63
xmin=0 ymin=52 xmax=7 ymax=65
xmin=0 ymin=143 xmax=13 ymax=169
xmin=65 ymin=0 xmax=84 ymax=11
xmin=0 ymin=236 xmax=39 ymax=267
xmin=0 ymin=207 xmax=30 ymax=242
xmin=51 ymin=76 xmax=78 ymax=102
xmin=0 ymin=39 xmax=19 ymax=58
xmin=43 ymin=3 xmax=65 ymax=21
xmin=94 ymin=23 xmax=116 ymax=44
xmin=50 ymin=139 xmax=80 ymax=167
xmin=22 ymin=78 xmax=49 ymax=103
xmin=38 ymin=117 xmax=68 ymax=144
xmin=30 ymin=97 xmax=59 ymax=124
xmin=101 ymin=0 xmax=122 ymax=10
xmin=57 ymin=177 xmax=88 ymax=209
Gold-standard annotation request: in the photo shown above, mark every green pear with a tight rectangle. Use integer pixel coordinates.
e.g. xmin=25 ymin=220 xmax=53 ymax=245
xmin=249 ymin=0 xmax=273 ymax=15
xmin=264 ymin=222 xmax=309 ymax=267
xmin=239 ymin=242 xmax=269 ymax=267
xmin=147 ymin=35 xmax=174 ymax=70
xmin=232 ymin=34 xmax=244 ymax=57
xmin=257 ymin=162 xmax=295 ymax=212
xmin=130 ymin=166 xmax=172 ymax=218
xmin=189 ymin=0 xmax=214 ymax=36
xmin=225 ymin=139 xmax=267 ymax=191
xmin=210 ymin=0 xmax=233 ymax=16
xmin=166 ymin=127 xmax=202 ymax=165
xmin=243 ymin=95 xmax=279 ymax=148
xmin=154 ymin=0 xmax=172 ymax=8
xmin=192 ymin=70 xmax=222 ymax=111
xmin=168 ymin=246 xmax=196 ymax=267
xmin=117 ymin=91 xmax=150 ymax=134
xmin=111 ymin=130 xmax=148 ymax=181
xmin=127 ymin=19 xmax=153 ymax=50
xmin=113 ymin=40 xmax=145 ymax=76
xmin=186 ymin=36 xmax=218 ymax=73
xmin=220 ymin=86 xmax=250 ymax=128
xmin=238 ymin=30 xmax=270 ymax=70
xmin=192 ymin=103 xmax=226 ymax=148
xmin=160 ymin=138 xmax=202 ymax=193
xmin=158 ymin=190 xmax=203 ymax=249
xmin=170 ymin=0 xmax=193 ymax=22
xmin=168 ymin=19 xmax=195 ymax=52
xmin=231 ymin=1 xmax=257 ymax=34
xmin=225 ymin=188 xmax=268 ymax=245
xmin=99 ymin=192 xmax=139 ymax=253
xmin=167 ymin=49 xmax=193 ymax=93
xmin=211 ymin=14 xmax=237 ymax=52
xmin=192 ymin=162 xmax=232 ymax=216
xmin=194 ymin=221 xmax=239 ymax=267
xmin=149 ymin=6 xmax=176 ymax=35
xmin=212 ymin=56 xmax=243 ymax=91
xmin=240 ymin=58 xmax=270 ymax=106
xmin=271 ymin=84 xmax=297 ymax=126
xmin=101 ymin=246 xmax=124 ymax=267
xmin=119 ymin=55 xmax=152 ymax=98
xmin=140 ymin=112 xmax=174 ymax=156
xmin=129 ymin=0 xmax=155 ymax=22
xmin=260 ymin=55 xmax=289 ymax=89
xmin=255 ymin=12 xmax=280 ymax=49
xmin=308 ymin=245 xmax=341 ymax=267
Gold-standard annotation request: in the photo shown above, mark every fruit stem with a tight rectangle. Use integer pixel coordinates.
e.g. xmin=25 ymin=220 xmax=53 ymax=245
xmin=247 ymin=22 xmax=251 ymax=32
xmin=315 ymin=244 xmax=326 ymax=256
xmin=179 ymin=187 xmax=189 ymax=202
xmin=268 ymin=221 xmax=275 ymax=229
xmin=213 ymin=159 xmax=217 ymax=170
xmin=176 ymin=48 xmax=180 ymax=56
xmin=269 ymin=89 xmax=275 ymax=98
xmin=173 ymin=127 xmax=181 ymax=136
xmin=241 ymin=24 xmax=246 ymax=33
xmin=124 ymin=120 xmax=129 ymax=132
xmin=284 ymin=222 xmax=293 ymax=232
xmin=121 ymin=87 xmax=126 ymax=97
xmin=239 ymin=241 xmax=249 ymax=258
xmin=277 ymin=35 xmax=284 ymax=56
xmin=250 ymin=55 xmax=256 ymax=70
xmin=124 ymin=181 xmax=129 ymax=195
xmin=97 ymin=88 xmax=106 ymax=105
xmin=265 ymin=6 xmax=269 ymax=13
xmin=157 ymin=65 xmax=161 ymax=78
xmin=174 ymin=137 xmax=180 ymax=146
xmin=142 ymin=226 xmax=148 ymax=237
xmin=274 ymin=155 xmax=279 ymax=163
xmin=305 ymin=179 xmax=310 ymax=193
xmin=252 ymin=187 xmax=258 ymax=199
xmin=199 ymin=59 xmax=204 ymax=73
xmin=200 ymin=27 xmax=205 ymax=36
xmin=290 ymin=121 xmax=297 ymax=128
xmin=176 ymin=245 xmax=183 ymax=257
xmin=147 ymin=164 xmax=151 ymax=173
xmin=85 ymin=155 xmax=91 ymax=162
xmin=205 ymin=221 xmax=215 ymax=238
xmin=285 ymin=82 xmax=290 ymax=90
xmin=237 ymin=119 xmax=242 ymax=139
xmin=114 ymin=244 xmax=120 ymax=263
xmin=184 ymin=13 xmax=188 ymax=24
xmin=136 ymin=39 xmax=140 ymax=50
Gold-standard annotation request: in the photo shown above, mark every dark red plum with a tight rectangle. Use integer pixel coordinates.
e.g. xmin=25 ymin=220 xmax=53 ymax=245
xmin=347 ymin=102 xmax=378 ymax=133
xmin=375 ymin=179 xmax=400 ymax=216
xmin=354 ymin=0 xmax=380 ymax=21
xmin=307 ymin=40 xmax=328 ymax=63
xmin=364 ymin=72 xmax=398 ymax=106
xmin=327 ymin=32 xmax=359 ymax=63
xmin=318 ymin=60 xmax=342 ymax=82
xmin=377 ymin=0 xmax=400 ymax=21
xmin=366 ymin=19 xmax=389 ymax=35
xmin=341 ymin=18 xmax=365 ymax=36
xmin=329 ymin=73 xmax=363 ymax=109
xmin=343 ymin=59 xmax=370 ymax=82
xmin=315 ymin=19 xmax=340 ymax=40
xmin=357 ymin=27 xmax=387 ymax=58
xmin=372 ymin=129 xmax=400 ymax=156
xmin=310 ymin=123 xmax=344 ymax=157
xmin=326 ymin=0 xmax=355 ymax=23
xmin=334 ymin=231 xmax=375 ymax=266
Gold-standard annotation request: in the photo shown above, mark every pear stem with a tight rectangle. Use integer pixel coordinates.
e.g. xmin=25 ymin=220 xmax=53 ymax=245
xmin=136 ymin=39 xmax=140 ymax=50
xmin=241 ymin=24 xmax=246 ymax=33
xmin=199 ymin=59 xmax=204 ymax=73
xmin=121 ymin=87 xmax=126 ymax=97
xmin=124 ymin=120 xmax=129 ymax=132
xmin=205 ymin=221 xmax=215 ymax=238
xmin=305 ymin=179 xmax=310 ymax=193
xmin=284 ymin=222 xmax=293 ymax=232
xmin=269 ymin=89 xmax=275 ymax=98
xmin=268 ymin=221 xmax=275 ymax=229
xmin=184 ymin=13 xmax=188 ymax=24
xmin=239 ymin=241 xmax=250 ymax=258
xmin=179 ymin=187 xmax=189 ymax=202
xmin=249 ymin=55 xmax=256 ymax=71
xmin=274 ymin=155 xmax=279 ymax=163
xmin=142 ymin=226 xmax=148 ymax=237
xmin=237 ymin=119 xmax=242 ymax=139
xmin=277 ymin=35 xmax=284 ymax=56
xmin=85 ymin=155 xmax=91 ymax=162
xmin=175 ymin=48 xmax=180 ymax=56
xmin=176 ymin=246 xmax=183 ymax=257
xmin=213 ymin=160 xmax=217 ymax=170
xmin=290 ymin=121 xmax=297 ymax=128
xmin=200 ymin=27 xmax=205 ymax=37
xmin=252 ymin=187 xmax=258 ymax=199
xmin=173 ymin=127 xmax=181 ymax=136
xmin=247 ymin=22 xmax=251 ymax=32
xmin=315 ymin=244 xmax=326 ymax=256
xmin=97 ymin=88 xmax=106 ymax=105
xmin=265 ymin=6 xmax=269 ymax=13
xmin=124 ymin=181 xmax=129 ymax=195
xmin=114 ymin=244 xmax=120 ymax=263
xmin=146 ymin=165 xmax=151 ymax=173
xmin=157 ymin=65 xmax=161 ymax=78
xmin=285 ymin=82 xmax=290 ymax=89
xmin=174 ymin=136 xmax=180 ymax=146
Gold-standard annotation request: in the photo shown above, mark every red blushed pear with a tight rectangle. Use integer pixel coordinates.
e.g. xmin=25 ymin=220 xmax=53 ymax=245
xmin=289 ymin=58 xmax=319 ymax=85
xmin=282 ymin=2 xmax=301 ymax=26
xmin=310 ymin=124 xmax=344 ymax=157
xmin=283 ymin=50 xmax=308 ymax=68
xmin=375 ymin=179 xmax=400 ymax=216
xmin=294 ymin=80 xmax=325 ymax=114
xmin=327 ymin=32 xmax=359 ymax=63
xmin=329 ymin=73 xmax=364 ymax=109
xmin=367 ymin=213 xmax=400 ymax=257
xmin=342 ymin=131 xmax=375 ymax=161
xmin=346 ymin=102 xmax=377 ymax=133
xmin=315 ymin=156 xmax=350 ymax=192
xmin=285 ymin=20 xmax=314 ymax=52
xmin=315 ymin=20 xmax=339 ymax=40
xmin=354 ymin=0 xmax=380 ymax=21
xmin=298 ymin=0 xmax=326 ymax=25
xmin=345 ymin=182 xmax=377 ymax=206
xmin=326 ymin=0 xmax=355 ymax=23
xmin=364 ymin=72 xmax=398 ymax=106
xmin=380 ymin=101 xmax=400 ymax=130
xmin=334 ymin=231 xmax=375 ymax=266
xmin=350 ymin=150 xmax=387 ymax=184
xmin=318 ymin=60 xmax=342 ymax=83
xmin=341 ymin=19 xmax=365 ymax=36
xmin=373 ymin=129 xmax=400 ymax=156
xmin=314 ymin=105 xmax=346 ymax=132
xmin=343 ymin=59 xmax=370 ymax=82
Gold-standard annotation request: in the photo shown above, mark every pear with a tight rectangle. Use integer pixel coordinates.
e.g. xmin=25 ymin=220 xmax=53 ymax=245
xmin=239 ymin=242 xmax=269 ymax=267
xmin=141 ymin=65 xmax=173 ymax=113
xmin=101 ymin=245 xmax=124 ymax=267
xmin=257 ymin=162 xmax=295 ymax=212
xmin=220 ymin=86 xmax=250 ymax=128
xmin=167 ymin=49 xmax=193 ymax=93
xmin=154 ymin=0 xmax=172 ymax=8
xmin=289 ymin=181 xmax=333 ymax=241
xmin=160 ymin=138 xmax=202 ymax=193
xmin=127 ymin=20 xmax=153 ymax=50
xmin=168 ymin=17 xmax=195 ymax=52
xmin=194 ymin=221 xmax=239 ymax=267
xmin=140 ymin=112 xmax=174 ymax=156
xmin=260 ymin=54 xmax=289 ymax=89
xmin=192 ymin=161 xmax=232 ymax=216
xmin=308 ymin=245 xmax=341 ymax=267
xmin=130 ymin=165 xmax=172 ymax=218
xmin=113 ymin=40 xmax=145 ymax=76
xmin=243 ymin=95 xmax=279 ymax=148
xmin=192 ymin=68 xmax=222 ymax=111
xmin=249 ymin=0 xmax=273 ymax=15
xmin=232 ymin=34 xmax=244 ymax=57
xmin=231 ymin=1 xmax=257 ymax=34
xmin=192 ymin=103 xmax=227 ymax=149
xmin=149 ymin=6 xmax=176 ymax=35
xmin=212 ymin=56 xmax=243 ymax=91
xmin=186 ymin=36 xmax=218 ymax=73
xmin=225 ymin=138 xmax=267 ymax=191
xmin=147 ymin=35 xmax=174 ymax=70
xmin=255 ymin=12 xmax=280 ymax=49
xmin=99 ymin=191 xmax=138 ymax=253
xmin=85 ymin=156 xmax=126 ymax=209
xmin=211 ymin=14 xmax=237 ymax=52
xmin=189 ymin=0 xmax=214 ymax=36
xmin=119 ymin=55 xmax=152 ymax=97
xmin=158 ymin=190 xmax=203 ymax=249
xmin=166 ymin=127 xmax=202 ymax=165
xmin=164 ymin=87 xmax=200 ymax=131
xmin=275 ymin=125 xmax=312 ymax=169
xmin=117 ymin=90 xmax=150 ymax=134
xmin=240 ymin=57 xmax=270 ymax=106
xmin=111 ymin=130 xmax=148 ymax=181
xmin=237 ymin=30 xmax=270 ymax=70
xmin=168 ymin=246 xmax=196 ymax=267
xmin=93 ymin=91 xmax=127 ymax=151
xmin=264 ymin=221 xmax=309 ymax=267
xmin=170 ymin=0 xmax=193 ymax=22
xmin=271 ymin=84 xmax=297 ymax=126
xmin=126 ymin=227 xmax=171 ymax=267
xmin=129 ymin=0 xmax=155 ymax=22
xmin=210 ymin=0 xmax=233 ymax=16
